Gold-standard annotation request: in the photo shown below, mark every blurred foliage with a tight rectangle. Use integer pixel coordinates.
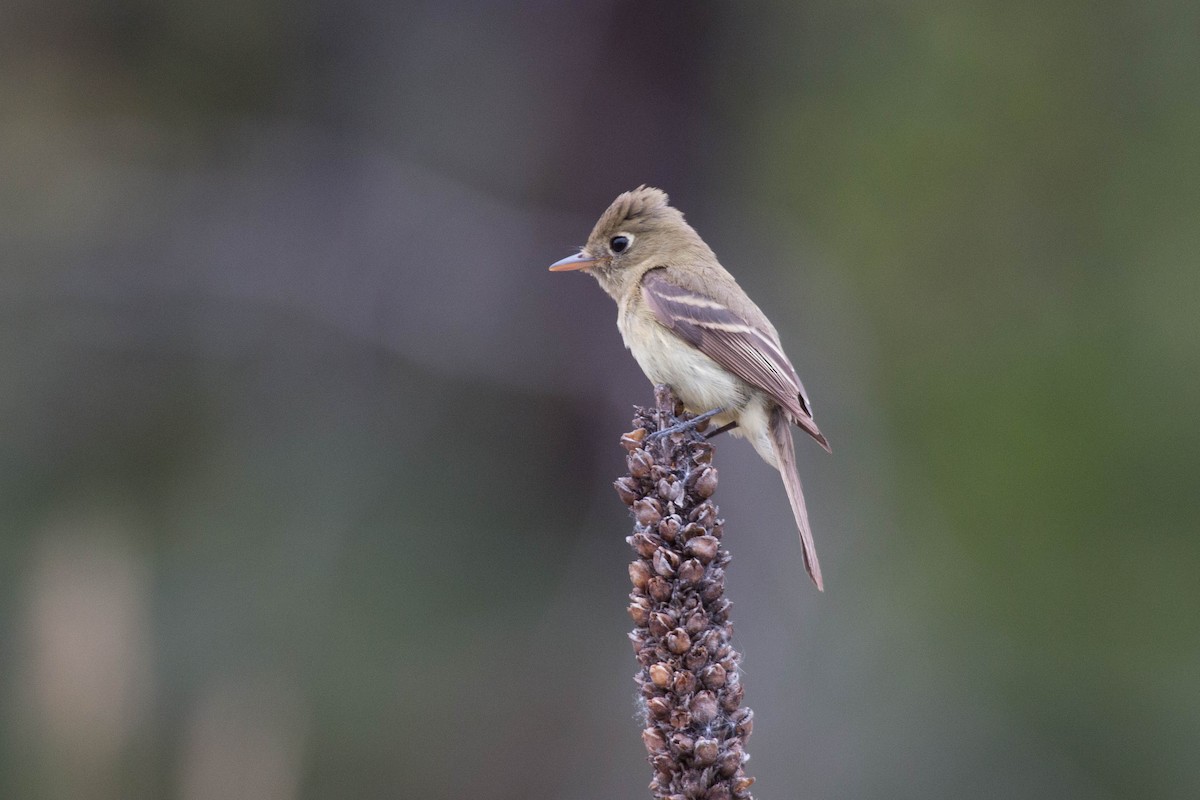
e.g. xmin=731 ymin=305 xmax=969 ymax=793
xmin=1 ymin=1 xmax=1197 ymax=798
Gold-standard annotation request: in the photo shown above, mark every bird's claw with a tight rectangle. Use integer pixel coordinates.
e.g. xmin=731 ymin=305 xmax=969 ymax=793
xmin=648 ymin=407 xmax=725 ymax=441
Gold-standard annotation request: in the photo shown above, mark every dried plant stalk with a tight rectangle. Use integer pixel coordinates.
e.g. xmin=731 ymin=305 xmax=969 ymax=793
xmin=614 ymin=385 xmax=755 ymax=800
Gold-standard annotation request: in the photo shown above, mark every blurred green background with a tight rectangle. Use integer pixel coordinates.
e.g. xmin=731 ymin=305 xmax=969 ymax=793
xmin=3 ymin=1 xmax=1198 ymax=798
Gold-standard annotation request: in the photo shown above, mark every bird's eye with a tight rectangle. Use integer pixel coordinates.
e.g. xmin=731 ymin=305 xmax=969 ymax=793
xmin=610 ymin=235 xmax=631 ymax=254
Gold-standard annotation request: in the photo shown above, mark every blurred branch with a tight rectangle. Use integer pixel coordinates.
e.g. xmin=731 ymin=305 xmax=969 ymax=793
xmin=615 ymin=386 xmax=755 ymax=800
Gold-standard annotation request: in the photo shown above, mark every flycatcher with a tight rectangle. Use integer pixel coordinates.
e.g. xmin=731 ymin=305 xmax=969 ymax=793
xmin=550 ymin=186 xmax=831 ymax=590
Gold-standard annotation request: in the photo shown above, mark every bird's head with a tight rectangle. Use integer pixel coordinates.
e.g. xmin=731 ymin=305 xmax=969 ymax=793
xmin=549 ymin=186 xmax=709 ymax=299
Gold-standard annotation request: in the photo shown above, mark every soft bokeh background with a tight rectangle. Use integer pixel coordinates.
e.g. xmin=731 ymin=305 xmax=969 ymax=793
xmin=3 ymin=1 xmax=1198 ymax=798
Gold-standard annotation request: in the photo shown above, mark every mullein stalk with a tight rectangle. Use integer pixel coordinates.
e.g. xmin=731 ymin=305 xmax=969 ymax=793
xmin=614 ymin=385 xmax=756 ymax=800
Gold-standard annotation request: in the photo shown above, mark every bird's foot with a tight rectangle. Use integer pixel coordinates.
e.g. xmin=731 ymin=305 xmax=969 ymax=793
xmin=649 ymin=407 xmax=725 ymax=440
xmin=704 ymin=420 xmax=738 ymax=440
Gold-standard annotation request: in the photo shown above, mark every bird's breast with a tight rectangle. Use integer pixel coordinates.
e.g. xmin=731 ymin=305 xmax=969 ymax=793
xmin=617 ymin=298 xmax=749 ymax=415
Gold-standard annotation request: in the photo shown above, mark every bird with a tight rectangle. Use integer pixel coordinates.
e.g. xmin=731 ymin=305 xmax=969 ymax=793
xmin=549 ymin=186 xmax=831 ymax=590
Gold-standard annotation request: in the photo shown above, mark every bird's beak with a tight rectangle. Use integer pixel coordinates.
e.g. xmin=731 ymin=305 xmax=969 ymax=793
xmin=548 ymin=251 xmax=598 ymax=272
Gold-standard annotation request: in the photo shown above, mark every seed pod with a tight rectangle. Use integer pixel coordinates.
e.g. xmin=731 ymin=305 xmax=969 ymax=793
xmin=642 ymin=726 xmax=666 ymax=754
xmin=614 ymin=477 xmax=641 ymax=505
xmin=686 ymin=535 xmax=720 ymax=564
xmin=693 ymin=467 xmax=718 ymax=498
xmin=628 ymin=449 xmax=654 ymax=478
xmin=665 ymin=628 xmax=691 ymax=654
xmin=693 ymin=738 xmax=718 ymax=766
xmin=629 ymin=560 xmax=651 ymax=590
xmin=633 ymin=497 xmax=663 ymax=526
xmin=648 ymin=663 xmax=672 ymax=688
xmin=690 ymin=691 xmax=719 ymax=724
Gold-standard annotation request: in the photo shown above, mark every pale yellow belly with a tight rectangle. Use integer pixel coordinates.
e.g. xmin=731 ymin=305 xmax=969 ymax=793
xmin=617 ymin=301 xmax=750 ymax=417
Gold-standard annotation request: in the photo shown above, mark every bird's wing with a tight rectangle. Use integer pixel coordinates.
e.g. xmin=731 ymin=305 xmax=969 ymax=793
xmin=641 ymin=268 xmax=830 ymax=452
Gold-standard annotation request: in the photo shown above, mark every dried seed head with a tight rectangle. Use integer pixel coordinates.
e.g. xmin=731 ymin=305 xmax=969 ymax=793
xmin=669 ymin=708 xmax=692 ymax=729
xmin=648 ymin=611 xmax=673 ymax=638
xmin=670 ymin=733 xmax=695 ymax=756
xmin=694 ymin=738 xmax=719 ymax=766
xmin=658 ymin=475 xmax=684 ymax=504
xmin=647 ymin=696 xmax=671 ymax=720
xmin=653 ymin=547 xmax=680 ymax=577
xmin=621 ymin=427 xmax=648 ymax=450
xmin=629 ymin=560 xmax=652 ymax=590
xmin=684 ymin=647 xmax=709 ymax=671
xmin=685 ymin=609 xmax=708 ymax=635
xmin=658 ymin=516 xmax=682 ymax=542
xmin=649 ymin=663 xmax=672 ymax=688
xmin=671 ymin=669 xmax=697 ymax=695
xmin=717 ymin=749 xmax=742 ymax=777
xmin=642 ymin=726 xmax=666 ymax=754
xmin=630 ymin=532 xmax=659 ymax=558
xmin=705 ymin=785 xmax=731 ymax=800
xmin=665 ymin=628 xmax=692 ymax=654
xmin=677 ymin=558 xmax=705 ymax=586
xmin=628 ymin=598 xmax=651 ymax=625
xmin=686 ymin=535 xmax=720 ymax=564
xmin=620 ymin=390 xmax=756 ymax=800
xmin=733 ymin=707 xmax=754 ymax=738
xmin=634 ymin=497 xmax=663 ymax=526
xmin=690 ymin=691 xmax=719 ymax=724
xmin=700 ymin=663 xmax=727 ymax=689
xmin=615 ymin=477 xmax=641 ymax=505
xmin=693 ymin=467 xmax=719 ymax=498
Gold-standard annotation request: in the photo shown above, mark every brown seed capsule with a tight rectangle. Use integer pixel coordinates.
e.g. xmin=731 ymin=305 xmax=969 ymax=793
xmin=670 ymin=732 xmax=694 ymax=755
xmin=652 ymin=753 xmax=675 ymax=775
xmin=710 ymin=597 xmax=732 ymax=620
xmin=705 ymin=785 xmax=731 ymax=800
xmin=685 ymin=609 xmax=708 ymax=635
xmin=732 ymin=776 xmax=755 ymax=794
xmin=628 ymin=449 xmax=654 ymax=478
xmin=671 ymin=669 xmax=697 ymax=695
xmin=684 ymin=646 xmax=709 ymax=671
xmin=628 ymin=598 xmax=651 ymax=625
xmin=633 ymin=497 xmax=662 ymax=526
xmin=700 ymin=663 xmax=727 ymax=689
xmin=717 ymin=749 xmax=742 ymax=777
xmin=665 ymin=628 xmax=691 ymax=654
xmin=686 ymin=535 xmax=720 ymax=564
xmin=677 ymin=558 xmax=705 ymax=586
xmin=614 ymin=477 xmax=641 ymax=505
xmin=630 ymin=532 xmax=659 ymax=558
xmin=657 ymin=516 xmax=681 ymax=542
xmin=648 ymin=663 xmax=672 ymax=688
xmin=669 ymin=708 xmax=692 ymax=729
xmin=689 ymin=504 xmax=716 ymax=527
xmin=680 ymin=522 xmax=707 ymax=541
xmin=733 ymin=707 xmax=753 ymax=738
xmin=648 ymin=611 xmax=673 ymax=638
xmin=693 ymin=467 xmax=718 ymax=498
xmin=648 ymin=576 xmax=672 ymax=602
xmin=642 ymin=726 xmax=666 ymax=754
xmin=620 ymin=427 xmax=648 ymax=451
xmin=690 ymin=690 xmax=719 ymax=724
xmin=629 ymin=560 xmax=652 ymax=590
xmin=657 ymin=475 xmax=684 ymax=504
xmin=653 ymin=547 xmax=680 ymax=577
xmin=680 ymin=774 xmax=705 ymax=799
xmin=722 ymin=683 xmax=745 ymax=712
xmin=691 ymin=442 xmax=714 ymax=465
xmin=693 ymin=737 xmax=719 ymax=766
xmin=646 ymin=696 xmax=671 ymax=720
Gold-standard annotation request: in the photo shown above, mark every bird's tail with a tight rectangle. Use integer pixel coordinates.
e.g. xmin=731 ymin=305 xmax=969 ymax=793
xmin=768 ymin=407 xmax=824 ymax=591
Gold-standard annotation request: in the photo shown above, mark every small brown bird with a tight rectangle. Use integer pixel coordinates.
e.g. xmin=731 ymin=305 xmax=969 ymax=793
xmin=550 ymin=186 xmax=831 ymax=590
